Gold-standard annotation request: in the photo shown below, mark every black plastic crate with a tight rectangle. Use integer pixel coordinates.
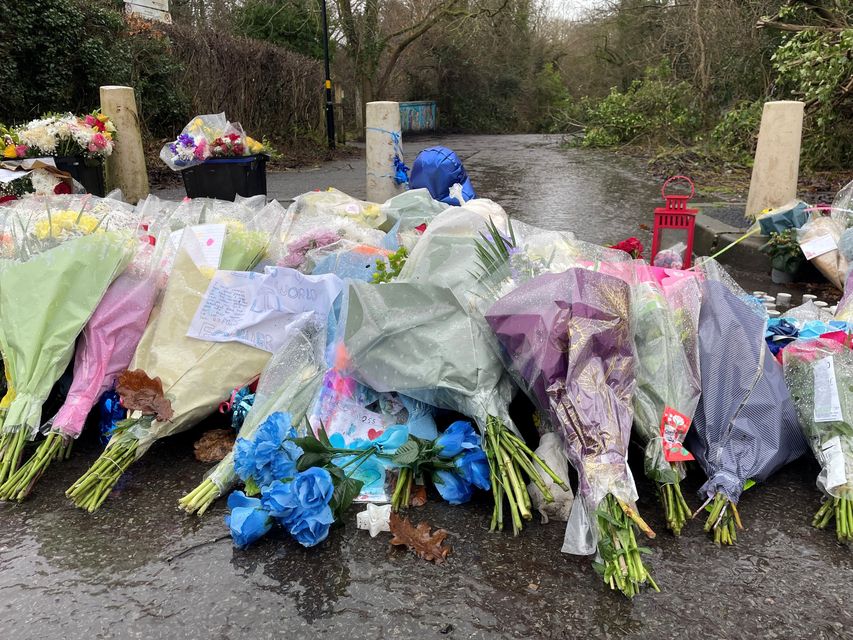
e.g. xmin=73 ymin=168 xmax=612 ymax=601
xmin=53 ymin=156 xmax=106 ymax=196
xmin=181 ymin=154 xmax=268 ymax=201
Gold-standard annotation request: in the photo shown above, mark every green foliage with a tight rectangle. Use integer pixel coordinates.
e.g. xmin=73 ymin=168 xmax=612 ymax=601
xmin=0 ymin=0 xmax=126 ymax=121
xmin=532 ymin=63 xmax=572 ymax=132
xmin=372 ymin=247 xmax=409 ymax=284
xmin=761 ymin=229 xmax=805 ymax=274
xmin=579 ymin=71 xmax=701 ymax=148
xmin=772 ymin=27 xmax=853 ymax=168
xmin=234 ymin=0 xmax=326 ymax=60
xmin=710 ymin=99 xmax=764 ymax=165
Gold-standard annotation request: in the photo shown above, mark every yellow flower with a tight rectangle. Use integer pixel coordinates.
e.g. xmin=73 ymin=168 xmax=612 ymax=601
xmin=34 ymin=211 xmax=101 ymax=240
xmin=97 ymin=113 xmax=109 ymax=123
xmin=104 ymin=131 xmax=113 ymax=140
xmin=246 ymin=136 xmax=264 ymax=154
xmin=3 ymin=144 xmax=16 ymax=159
xmin=363 ymin=204 xmax=381 ymax=219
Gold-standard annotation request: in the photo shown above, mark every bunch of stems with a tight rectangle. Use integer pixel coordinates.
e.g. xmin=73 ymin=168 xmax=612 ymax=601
xmin=66 ymin=440 xmax=138 ymax=511
xmin=179 ymin=478 xmax=223 ymax=516
xmin=0 ymin=430 xmax=28 ymax=485
xmin=484 ymin=416 xmax=570 ymax=536
xmin=813 ymin=491 xmax=853 ymax=543
xmin=596 ymin=494 xmax=659 ymax=597
xmin=391 ymin=467 xmax=414 ymax=512
xmin=0 ymin=432 xmax=71 ymax=501
xmin=701 ymin=493 xmax=743 ymax=545
xmin=659 ymin=480 xmax=692 ymax=536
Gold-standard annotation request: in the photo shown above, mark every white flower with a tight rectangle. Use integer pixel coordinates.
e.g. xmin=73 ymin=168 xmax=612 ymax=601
xmin=30 ymin=169 xmax=61 ymax=195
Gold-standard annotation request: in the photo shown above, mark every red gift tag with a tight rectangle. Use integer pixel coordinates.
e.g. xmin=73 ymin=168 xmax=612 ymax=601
xmin=660 ymin=407 xmax=694 ymax=462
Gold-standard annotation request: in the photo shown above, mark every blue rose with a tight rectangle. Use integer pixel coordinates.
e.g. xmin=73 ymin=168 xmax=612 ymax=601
xmin=373 ymin=425 xmax=409 ymax=453
xmin=455 ymin=448 xmax=491 ymax=491
xmin=435 ymin=421 xmax=480 ymax=458
xmin=287 ymin=504 xmax=336 ymax=547
xmin=261 ymin=467 xmax=334 ymax=526
xmin=261 ymin=478 xmax=299 ymax=521
xmin=290 ymin=467 xmax=335 ymax=514
xmin=225 ymin=491 xmax=273 ymax=549
xmin=233 ymin=412 xmax=302 ymax=488
xmin=432 ymin=469 xmax=474 ymax=505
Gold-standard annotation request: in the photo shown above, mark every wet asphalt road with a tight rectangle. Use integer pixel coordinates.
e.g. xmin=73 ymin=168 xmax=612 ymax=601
xmin=2 ymin=135 xmax=852 ymax=639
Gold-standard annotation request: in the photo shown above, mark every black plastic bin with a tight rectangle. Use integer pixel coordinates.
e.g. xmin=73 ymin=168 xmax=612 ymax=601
xmin=181 ymin=154 xmax=268 ymax=201
xmin=53 ymin=156 xmax=106 ymax=196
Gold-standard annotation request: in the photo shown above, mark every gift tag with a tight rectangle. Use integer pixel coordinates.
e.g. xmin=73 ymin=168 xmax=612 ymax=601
xmin=801 ymin=234 xmax=837 ymax=260
xmin=821 ymin=435 xmax=847 ymax=490
xmin=814 ymin=356 xmax=843 ymax=423
xmin=660 ymin=407 xmax=694 ymax=462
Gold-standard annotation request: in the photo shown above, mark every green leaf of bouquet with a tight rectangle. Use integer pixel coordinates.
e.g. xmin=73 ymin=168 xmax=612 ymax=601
xmin=296 ymin=451 xmax=330 ymax=471
xmin=330 ymin=476 xmax=364 ymax=520
xmin=244 ymin=477 xmax=261 ymax=497
xmin=391 ymin=439 xmax=421 ymax=466
xmin=291 ymin=435 xmax=328 ymax=453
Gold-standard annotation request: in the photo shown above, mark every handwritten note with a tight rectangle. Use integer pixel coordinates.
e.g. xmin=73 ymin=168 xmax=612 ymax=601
xmin=801 ymin=234 xmax=838 ymax=261
xmin=186 ymin=266 xmax=343 ymax=352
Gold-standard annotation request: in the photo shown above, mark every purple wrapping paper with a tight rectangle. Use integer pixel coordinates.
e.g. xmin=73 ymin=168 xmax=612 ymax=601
xmin=486 ymin=269 xmax=638 ymax=554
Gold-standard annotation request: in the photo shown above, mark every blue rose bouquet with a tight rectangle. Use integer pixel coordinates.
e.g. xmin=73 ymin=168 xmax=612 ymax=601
xmin=389 ymin=420 xmax=492 ymax=511
xmin=226 ymin=411 xmax=407 ymax=548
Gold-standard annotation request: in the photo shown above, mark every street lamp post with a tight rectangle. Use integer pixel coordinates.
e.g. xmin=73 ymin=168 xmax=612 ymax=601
xmin=321 ymin=0 xmax=336 ymax=149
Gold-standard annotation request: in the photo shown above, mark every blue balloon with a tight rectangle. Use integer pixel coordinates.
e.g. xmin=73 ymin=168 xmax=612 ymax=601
xmin=409 ymin=146 xmax=476 ymax=206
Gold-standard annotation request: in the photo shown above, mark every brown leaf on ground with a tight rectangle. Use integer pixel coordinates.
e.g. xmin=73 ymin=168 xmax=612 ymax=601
xmin=117 ymin=369 xmax=174 ymax=422
xmin=389 ymin=512 xmax=451 ymax=564
xmin=409 ymin=483 xmax=427 ymax=508
xmin=194 ymin=429 xmax=235 ymax=463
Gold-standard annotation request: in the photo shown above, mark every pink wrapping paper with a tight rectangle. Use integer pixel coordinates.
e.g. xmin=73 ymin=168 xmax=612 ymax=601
xmin=50 ymin=268 xmax=158 ymax=438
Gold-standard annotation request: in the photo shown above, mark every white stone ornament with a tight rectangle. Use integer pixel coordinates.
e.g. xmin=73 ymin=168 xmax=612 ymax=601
xmin=356 ymin=503 xmax=392 ymax=537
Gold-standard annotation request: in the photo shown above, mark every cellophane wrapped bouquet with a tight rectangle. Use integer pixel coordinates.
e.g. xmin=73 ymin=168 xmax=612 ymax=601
xmin=486 ymin=268 xmax=657 ymax=597
xmin=14 ymin=110 xmax=117 ymax=158
xmin=0 ymin=198 xmax=181 ymax=500
xmin=686 ymin=261 xmax=807 ymax=544
xmin=608 ymin=262 xmax=703 ymax=535
xmin=783 ymin=337 xmax=853 ymax=542
xmin=0 ymin=195 xmax=138 ymax=486
xmin=67 ymin=201 xmax=286 ymax=511
xmin=181 ymin=315 xmax=330 ymax=515
xmin=159 ymin=113 xmax=270 ymax=171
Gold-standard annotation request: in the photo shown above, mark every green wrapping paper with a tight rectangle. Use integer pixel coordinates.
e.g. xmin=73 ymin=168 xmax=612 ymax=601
xmin=0 ymin=229 xmax=134 ymax=482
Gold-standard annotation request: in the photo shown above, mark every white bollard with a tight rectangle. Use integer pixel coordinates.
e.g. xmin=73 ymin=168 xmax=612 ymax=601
xmin=366 ymin=101 xmax=404 ymax=203
xmin=99 ymin=85 xmax=150 ymax=204
xmin=745 ymin=101 xmax=804 ymax=219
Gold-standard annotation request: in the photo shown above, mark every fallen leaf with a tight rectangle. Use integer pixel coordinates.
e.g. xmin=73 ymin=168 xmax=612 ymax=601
xmin=194 ymin=429 xmax=235 ymax=463
xmin=389 ymin=512 xmax=451 ymax=564
xmin=409 ymin=483 xmax=427 ymax=508
xmin=117 ymin=369 xmax=174 ymax=422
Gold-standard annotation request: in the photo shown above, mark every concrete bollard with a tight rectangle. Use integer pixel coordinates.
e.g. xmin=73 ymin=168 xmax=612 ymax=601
xmin=99 ymin=85 xmax=149 ymax=204
xmin=366 ymin=101 xmax=404 ymax=203
xmin=745 ymin=101 xmax=804 ymax=220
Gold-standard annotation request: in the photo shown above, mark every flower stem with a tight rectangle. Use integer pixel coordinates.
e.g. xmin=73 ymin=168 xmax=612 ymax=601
xmin=0 ymin=431 xmax=67 ymax=501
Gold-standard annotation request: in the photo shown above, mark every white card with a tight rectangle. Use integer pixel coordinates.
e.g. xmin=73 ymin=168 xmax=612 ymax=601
xmin=801 ymin=234 xmax=838 ymax=260
xmin=814 ymin=356 xmax=844 ymax=423
xmin=821 ymin=435 xmax=847 ymax=490
xmin=169 ymin=223 xmax=226 ymax=269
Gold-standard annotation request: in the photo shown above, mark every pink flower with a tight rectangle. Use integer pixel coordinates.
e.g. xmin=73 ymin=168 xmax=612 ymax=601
xmin=15 ymin=145 xmax=27 ymax=158
xmin=85 ymin=115 xmax=98 ymax=127
xmin=92 ymin=133 xmax=107 ymax=149
xmin=193 ymin=139 xmax=209 ymax=161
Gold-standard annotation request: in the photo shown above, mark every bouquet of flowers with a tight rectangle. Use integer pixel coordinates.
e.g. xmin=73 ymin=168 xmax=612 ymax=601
xmin=0 ymin=202 xmax=178 ymax=500
xmin=486 ymin=268 xmax=658 ymax=597
xmin=621 ymin=263 xmax=702 ymax=535
xmin=67 ymin=206 xmax=284 ymax=511
xmin=0 ymin=196 xmax=138 ymax=485
xmin=160 ymin=113 xmax=271 ymax=171
xmin=2 ymin=126 xmax=28 ymax=159
xmin=225 ymin=412 xmax=384 ymax=549
xmin=180 ymin=312 xmax=331 ymax=515
xmin=15 ymin=111 xmax=116 ymax=158
xmin=783 ymin=338 xmax=853 ymax=542
xmin=686 ymin=274 xmax=808 ymax=544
